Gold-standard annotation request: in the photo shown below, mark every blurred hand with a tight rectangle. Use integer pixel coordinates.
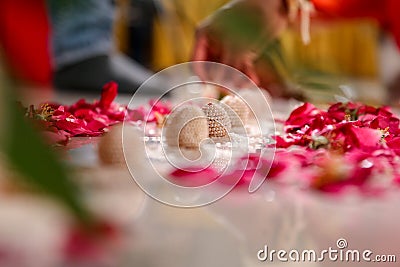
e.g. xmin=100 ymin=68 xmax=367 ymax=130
xmin=192 ymin=0 xmax=289 ymax=93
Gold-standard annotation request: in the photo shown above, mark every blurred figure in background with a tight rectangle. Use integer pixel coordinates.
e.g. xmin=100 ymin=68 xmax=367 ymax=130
xmin=150 ymin=0 xmax=229 ymax=70
xmin=192 ymin=0 xmax=400 ymax=104
xmin=47 ymin=0 xmax=162 ymax=93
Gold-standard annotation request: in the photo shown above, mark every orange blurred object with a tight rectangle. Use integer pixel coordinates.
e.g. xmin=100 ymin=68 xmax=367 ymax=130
xmin=312 ymin=0 xmax=400 ymax=48
xmin=312 ymin=0 xmax=384 ymax=20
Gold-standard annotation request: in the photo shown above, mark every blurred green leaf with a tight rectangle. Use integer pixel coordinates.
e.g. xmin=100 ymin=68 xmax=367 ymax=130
xmin=4 ymin=95 xmax=91 ymax=224
xmin=214 ymin=6 xmax=267 ymax=48
xmin=0 ymin=57 xmax=91 ymax=225
xmin=260 ymin=39 xmax=343 ymax=101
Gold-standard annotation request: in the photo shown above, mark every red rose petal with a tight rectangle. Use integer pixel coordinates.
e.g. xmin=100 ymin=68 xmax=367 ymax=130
xmin=99 ymin=81 xmax=118 ymax=110
xmin=169 ymin=167 xmax=219 ymax=187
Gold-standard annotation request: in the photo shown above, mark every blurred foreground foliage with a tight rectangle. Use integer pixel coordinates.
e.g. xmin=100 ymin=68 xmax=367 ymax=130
xmin=0 ymin=52 xmax=91 ymax=225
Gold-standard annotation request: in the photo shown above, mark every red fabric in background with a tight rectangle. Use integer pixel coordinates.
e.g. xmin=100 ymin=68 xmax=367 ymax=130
xmin=386 ymin=0 xmax=400 ymax=50
xmin=312 ymin=0 xmax=400 ymax=49
xmin=0 ymin=0 xmax=52 ymax=86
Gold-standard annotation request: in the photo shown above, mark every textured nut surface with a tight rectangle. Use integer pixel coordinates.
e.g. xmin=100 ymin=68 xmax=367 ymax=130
xmin=163 ymin=105 xmax=209 ymax=148
xmin=202 ymin=102 xmax=232 ymax=138
xmin=221 ymin=95 xmax=249 ymax=129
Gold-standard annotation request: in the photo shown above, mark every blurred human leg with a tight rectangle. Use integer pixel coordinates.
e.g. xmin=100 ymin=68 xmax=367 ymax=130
xmin=47 ymin=0 xmax=162 ymax=94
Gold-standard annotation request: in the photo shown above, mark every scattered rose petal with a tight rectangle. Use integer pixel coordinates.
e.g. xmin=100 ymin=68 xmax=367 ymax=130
xmin=99 ymin=81 xmax=118 ymax=110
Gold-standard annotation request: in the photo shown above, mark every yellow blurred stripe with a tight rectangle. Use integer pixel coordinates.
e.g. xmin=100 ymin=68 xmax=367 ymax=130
xmin=281 ymin=19 xmax=379 ymax=78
